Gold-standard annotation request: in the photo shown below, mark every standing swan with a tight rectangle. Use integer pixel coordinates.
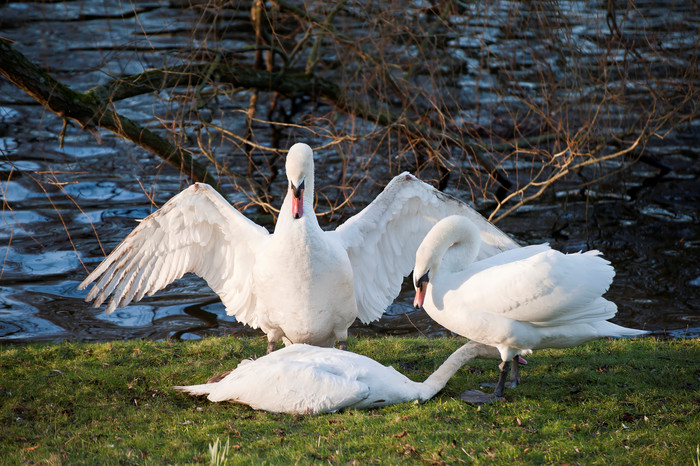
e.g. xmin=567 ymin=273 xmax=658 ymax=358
xmin=79 ymin=144 xmax=519 ymax=353
xmin=173 ymin=341 xmax=500 ymax=414
xmin=412 ymin=215 xmax=647 ymax=402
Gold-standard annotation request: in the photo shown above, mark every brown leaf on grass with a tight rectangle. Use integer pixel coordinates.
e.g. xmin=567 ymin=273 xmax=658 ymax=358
xmin=225 ymin=422 xmax=240 ymax=436
xmin=402 ymin=443 xmax=418 ymax=456
xmin=393 ymin=431 xmax=408 ymax=438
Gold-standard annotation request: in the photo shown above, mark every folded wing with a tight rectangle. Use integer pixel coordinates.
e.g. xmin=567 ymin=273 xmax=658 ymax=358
xmin=175 ymin=345 xmax=371 ymax=414
xmin=78 ymin=183 xmax=269 ymax=327
xmin=457 ymin=248 xmax=617 ymax=325
xmin=335 ymin=173 xmax=520 ymax=323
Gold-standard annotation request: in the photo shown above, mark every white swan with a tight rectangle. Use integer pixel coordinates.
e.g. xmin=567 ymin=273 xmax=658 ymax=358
xmin=173 ymin=341 xmax=500 ymax=414
xmin=412 ymin=215 xmax=647 ymax=402
xmin=78 ymin=143 xmax=519 ymax=353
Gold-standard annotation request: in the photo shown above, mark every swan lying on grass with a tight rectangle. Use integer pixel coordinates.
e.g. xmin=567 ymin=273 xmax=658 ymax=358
xmin=412 ymin=215 xmax=647 ymax=402
xmin=79 ymin=143 xmax=519 ymax=353
xmin=173 ymin=341 xmax=500 ymax=414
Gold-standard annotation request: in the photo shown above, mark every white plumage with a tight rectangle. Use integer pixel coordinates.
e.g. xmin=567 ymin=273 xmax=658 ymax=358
xmin=412 ymin=215 xmax=647 ymax=401
xmin=173 ymin=341 xmax=500 ymax=414
xmin=79 ymin=143 xmax=519 ymax=352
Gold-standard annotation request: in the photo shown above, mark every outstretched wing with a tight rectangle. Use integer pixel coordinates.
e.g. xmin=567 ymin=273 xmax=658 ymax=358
xmin=334 ymin=172 xmax=519 ymax=323
xmin=78 ymin=183 xmax=269 ymax=327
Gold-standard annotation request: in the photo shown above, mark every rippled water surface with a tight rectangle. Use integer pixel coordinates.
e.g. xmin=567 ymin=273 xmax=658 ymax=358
xmin=1 ymin=0 xmax=698 ymax=343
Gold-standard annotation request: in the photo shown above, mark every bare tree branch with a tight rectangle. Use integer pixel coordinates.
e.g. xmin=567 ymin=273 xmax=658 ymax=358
xmin=84 ymin=62 xmax=515 ymax=190
xmin=0 ymin=37 xmax=220 ymax=190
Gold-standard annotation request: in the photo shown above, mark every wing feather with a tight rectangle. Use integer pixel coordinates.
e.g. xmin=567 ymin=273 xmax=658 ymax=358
xmin=336 ymin=172 xmax=519 ymax=323
xmin=120 ymin=256 xmax=152 ymax=306
xmin=203 ymin=358 xmax=369 ymax=413
xmin=454 ymin=248 xmax=616 ymax=325
xmin=79 ymin=183 xmax=269 ymax=325
xmin=134 ymin=261 xmax=158 ymax=302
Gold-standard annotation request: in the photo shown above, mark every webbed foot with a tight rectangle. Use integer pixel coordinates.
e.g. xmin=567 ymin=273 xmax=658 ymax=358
xmin=510 ymin=355 xmax=527 ymax=386
xmin=459 ymin=389 xmax=504 ymax=404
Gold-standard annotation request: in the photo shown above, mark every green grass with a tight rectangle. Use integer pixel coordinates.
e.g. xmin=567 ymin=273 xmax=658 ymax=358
xmin=1 ymin=336 xmax=698 ymax=464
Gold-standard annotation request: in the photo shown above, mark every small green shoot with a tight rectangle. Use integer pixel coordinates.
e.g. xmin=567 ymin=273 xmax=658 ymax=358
xmin=209 ymin=437 xmax=230 ymax=466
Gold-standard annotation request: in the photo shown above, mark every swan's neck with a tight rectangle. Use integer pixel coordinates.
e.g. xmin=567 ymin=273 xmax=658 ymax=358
xmin=417 ymin=341 xmax=489 ymax=401
xmin=424 ymin=218 xmax=481 ymax=279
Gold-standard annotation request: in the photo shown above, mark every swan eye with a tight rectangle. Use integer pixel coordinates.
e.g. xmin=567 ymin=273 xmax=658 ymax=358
xmin=415 ymin=270 xmax=430 ymax=287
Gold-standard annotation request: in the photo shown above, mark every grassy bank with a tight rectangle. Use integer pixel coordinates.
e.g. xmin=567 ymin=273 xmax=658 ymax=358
xmin=1 ymin=336 xmax=698 ymax=464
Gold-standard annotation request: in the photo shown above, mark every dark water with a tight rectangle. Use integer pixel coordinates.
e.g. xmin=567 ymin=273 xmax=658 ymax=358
xmin=0 ymin=0 xmax=698 ymax=344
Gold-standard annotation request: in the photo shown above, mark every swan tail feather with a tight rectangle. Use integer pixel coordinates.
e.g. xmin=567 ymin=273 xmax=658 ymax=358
xmin=172 ymin=384 xmax=213 ymax=396
xmin=598 ymin=321 xmax=649 ymax=338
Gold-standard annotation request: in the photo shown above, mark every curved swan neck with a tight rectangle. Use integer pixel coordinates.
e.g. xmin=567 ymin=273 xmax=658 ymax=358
xmin=418 ymin=341 xmax=488 ymax=400
xmin=416 ymin=215 xmax=482 ymax=279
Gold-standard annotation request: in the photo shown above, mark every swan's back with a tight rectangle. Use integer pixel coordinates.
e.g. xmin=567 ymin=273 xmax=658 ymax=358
xmin=429 ymin=244 xmax=648 ymax=355
xmin=449 ymin=246 xmax=617 ymax=326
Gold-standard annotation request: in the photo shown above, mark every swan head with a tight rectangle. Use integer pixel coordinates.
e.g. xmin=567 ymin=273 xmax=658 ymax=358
xmin=285 ymin=143 xmax=314 ymax=219
xmin=413 ymin=269 xmax=430 ymax=309
xmin=413 ymin=224 xmax=442 ymax=309
xmin=413 ymin=215 xmax=482 ymax=308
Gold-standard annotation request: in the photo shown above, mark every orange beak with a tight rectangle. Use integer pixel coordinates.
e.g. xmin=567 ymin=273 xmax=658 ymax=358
xmin=413 ymin=282 xmax=427 ymax=309
xmin=291 ymin=180 xmax=305 ymax=219
xmin=292 ymin=191 xmax=303 ymax=219
xmin=413 ymin=270 xmax=430 ymax=309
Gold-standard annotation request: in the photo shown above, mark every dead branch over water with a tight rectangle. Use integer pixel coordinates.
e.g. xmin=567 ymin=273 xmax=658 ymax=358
xmin=0 ymin=38 xmax=221 ymax=191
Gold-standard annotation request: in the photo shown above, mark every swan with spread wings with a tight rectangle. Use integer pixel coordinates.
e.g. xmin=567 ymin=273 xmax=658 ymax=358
xmin=79 ymin=143 xmax=519 ymax=352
